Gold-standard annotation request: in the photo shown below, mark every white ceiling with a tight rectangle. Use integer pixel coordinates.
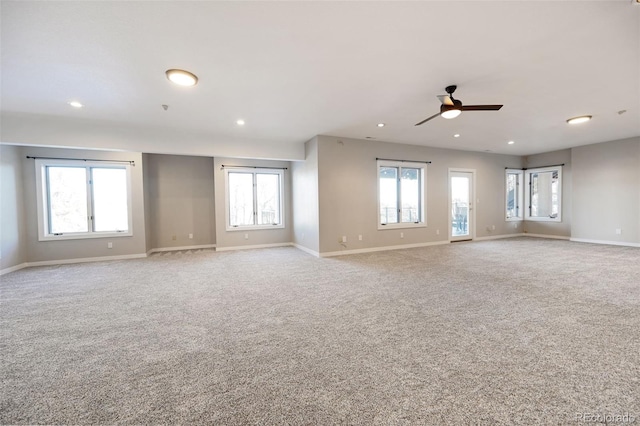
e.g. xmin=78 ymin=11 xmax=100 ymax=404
xmin=1 ymin=1 xmax=639 ymax=160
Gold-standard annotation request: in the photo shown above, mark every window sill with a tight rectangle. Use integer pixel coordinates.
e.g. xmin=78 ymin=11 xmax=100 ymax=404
xmin=38 ymin=231 xmax=132 ymax=242
xmin=226 ymin=225 xmax=285 ymax=232
xmin=378 ymin=223 xmax=427 ymax=231
xmin=505 ymin=217 xmax=523 ymax=222
xmin=525 ymin=217 xmax=562 ymax=223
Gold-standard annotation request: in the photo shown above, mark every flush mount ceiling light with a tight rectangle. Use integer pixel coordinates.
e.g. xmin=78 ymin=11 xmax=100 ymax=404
xmin=236 ymin=119 xmax=245 ymax=126
xmin=508 ymin=140 xmax=515 ymax=145
xmin=68 ymin=101 xmax=83 ymax=108
xmin=166 ymin=69 xmax=198 ymax=86
xmin=566 ymin=115 xmax=592 ymax=125
xmin=453 ymin=134 xmax=460 ymax=138
xmin=377 ymin=123 xmax=385 ymax=128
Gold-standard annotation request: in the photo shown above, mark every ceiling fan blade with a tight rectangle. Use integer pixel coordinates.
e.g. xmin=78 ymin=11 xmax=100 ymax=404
xmin=437 ymin=95 xmax=454 ymax=106
xmin=414 ymin=112 xmax=441 ymax=126
xmin=461 ymin=105 xmax=503 ymax=111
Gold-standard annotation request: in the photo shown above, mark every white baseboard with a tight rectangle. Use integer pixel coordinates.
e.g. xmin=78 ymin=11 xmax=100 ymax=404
xmin=475 ymin=233 xmax=525 ymax=241
xmin=215 ymin=242 xmax=293 ymax=252
xmin=320 ymin=240 xmax=449 ymax=257
xmin=292 ymin=244 xmax=320 ymax=257
xmin=570 ymin=238 xmax=640 ymax=248
xmin=0 ymin=262 xmax=29 ymax=276
xmin=26 ymin=253 xmax=148 ymax=268
xmin=147 ymin=244 xmax=216 ymax=255
xmin=523 ymin=233 xmax=570 ymax=240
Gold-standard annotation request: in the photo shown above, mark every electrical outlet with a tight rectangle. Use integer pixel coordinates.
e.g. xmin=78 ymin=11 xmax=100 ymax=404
xmin=358 ymin=235 xmax=362 ymax=241
xmin=400 ymin=232 xmax=404 ymax=239
xmin=189 ymin=233 xmax=193 ymax=239
xmin=342 ymin=236 xmax=347 ymax=243
xmin=172 ymin=235 xmax=177 ymax=241
xmin=436 ymin=229 xmax=440 ymax=235
xmin=107 ymin=242 xmax=113 ymax=249
xmin=514 ymin=223 xmax=518 ymax=228
xmin=491 ymin=225 xmax=496 ymax=231
xmin=616 ymin=228 xmax=622 ymax=235
xmin=244 ymin=233 xmax=249 ymax=240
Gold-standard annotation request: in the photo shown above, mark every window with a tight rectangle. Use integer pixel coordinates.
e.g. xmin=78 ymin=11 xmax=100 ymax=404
xmin=524 ymin=166 xmax=562 ymax=222
xmin=35 ymin=159 xmax=133 ymax=240
xmin=505 ymin=169 xmax=523 ymax=221
xmin=225 ymin=168 xmax=284 ymax=230
xmin=377 ymin=160 xmax=426 ymax=229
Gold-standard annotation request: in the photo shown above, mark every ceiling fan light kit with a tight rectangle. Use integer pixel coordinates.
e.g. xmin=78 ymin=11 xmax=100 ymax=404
xmin=441 ymin=106 xmax=462 ymax=119
xmin=415 ymin=85 xmax=503 ymax=126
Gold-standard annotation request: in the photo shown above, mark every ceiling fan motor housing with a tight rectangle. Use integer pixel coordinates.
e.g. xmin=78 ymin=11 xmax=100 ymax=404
xmin=441 ymin=100 xmax=462 ymax=113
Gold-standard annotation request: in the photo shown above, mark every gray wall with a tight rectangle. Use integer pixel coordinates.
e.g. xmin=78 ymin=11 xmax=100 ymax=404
xmin=571 ymin=137 xmax=640 ymax=244
xmin=523 ymin=149 xmax=572 ymax=237
xmin=291 ymin=137 xmax=320 ymax=253
xmin=144 ymin=154 xmax=215 ymax=250
xmin=21 ymin=147 xmax=147 ymax=262
xmin=0 ymin=145 xmax=27 ymax=270
xmin=213 ymin=157 xmax=292 ymax=250
xmin=316 ymin=135 xmax=523 ymax=254
xmin=3 ymin=136 xmax=637 ymax=270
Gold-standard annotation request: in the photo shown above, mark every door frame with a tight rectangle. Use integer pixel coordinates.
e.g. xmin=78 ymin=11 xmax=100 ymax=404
xmin=448 ymin=168 xmax=476 ymax=242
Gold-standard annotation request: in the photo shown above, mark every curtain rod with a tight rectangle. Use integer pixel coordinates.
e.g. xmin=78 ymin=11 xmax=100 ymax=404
xmin=505 ymin=163 xmax=564 ymax=170
xmin=26 ymin=156 xmax=135 ymax=166
xmin=376 ymin=158 xmax=431 ymax=164
xmin=221 ymin=165 xmax=287 ymax=170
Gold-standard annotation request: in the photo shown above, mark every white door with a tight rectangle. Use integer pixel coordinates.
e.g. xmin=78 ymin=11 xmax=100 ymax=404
xmin=449 ymin=170 xmax=474 ymax=241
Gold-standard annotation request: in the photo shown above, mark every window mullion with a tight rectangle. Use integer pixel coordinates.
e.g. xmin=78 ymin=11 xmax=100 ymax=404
xmin=87 ymin=167 xmax=94 ymax=233
xmin=418 ymin=170 xmax=422 ymax=222
xmin=253 ymin=172 xmax=258 ymax=226
xmin=397 ymin=167 xmax=402 ymax=223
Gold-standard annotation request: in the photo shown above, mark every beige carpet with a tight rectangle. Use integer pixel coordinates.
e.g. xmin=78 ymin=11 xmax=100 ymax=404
xmin=1 ymin=238 xmax=638 ymax=425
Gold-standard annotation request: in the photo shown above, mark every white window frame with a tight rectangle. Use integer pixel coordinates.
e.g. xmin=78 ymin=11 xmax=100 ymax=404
xmin=505 ymin=169 xmax=524 ymax=221
xmin=377 ymin=160 xmax=426 ymax=230
xmin=524 ymin=166 xmax=562 ymax=222
xmin=224 ymin=167 xmax=285 ymax=231
xmin=35 ymin=159 xmax=133 ymax=241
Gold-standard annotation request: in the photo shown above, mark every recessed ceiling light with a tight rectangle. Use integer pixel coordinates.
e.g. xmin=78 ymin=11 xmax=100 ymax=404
xmin=166 ymin=69 xmax=198 ymax=86
xmin=236 ymin=119 xmax=245 ymax=126
xmin=68 ymin=101 xmax=83 ymax=108
xmin=566 ymin=115 xmax=592 ymax=125
xmin=453 ymin=134 xmax=460 ymax=138
xmin=508 ymin=140 xmax=515 ymax=145
xmin=377 ymin=123 xmax=385 ymax=128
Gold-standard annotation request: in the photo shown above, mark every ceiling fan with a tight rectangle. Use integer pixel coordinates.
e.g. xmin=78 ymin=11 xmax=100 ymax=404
xmin=414 ymin=85 xmax=503 ymax=126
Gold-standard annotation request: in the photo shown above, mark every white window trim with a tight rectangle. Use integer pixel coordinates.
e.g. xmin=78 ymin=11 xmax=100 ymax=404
xmin=35 ymin=159 xmax=133 ymax=241
xmin=377 ymin=160 xmax=427 ymax=230
xmin=224 ymin=167 xmax=285 ymax=231
xmin=524 ymin=166 xmax=562 ymax=222
xmin=505 ymin=169 xmax=524 ymax=222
